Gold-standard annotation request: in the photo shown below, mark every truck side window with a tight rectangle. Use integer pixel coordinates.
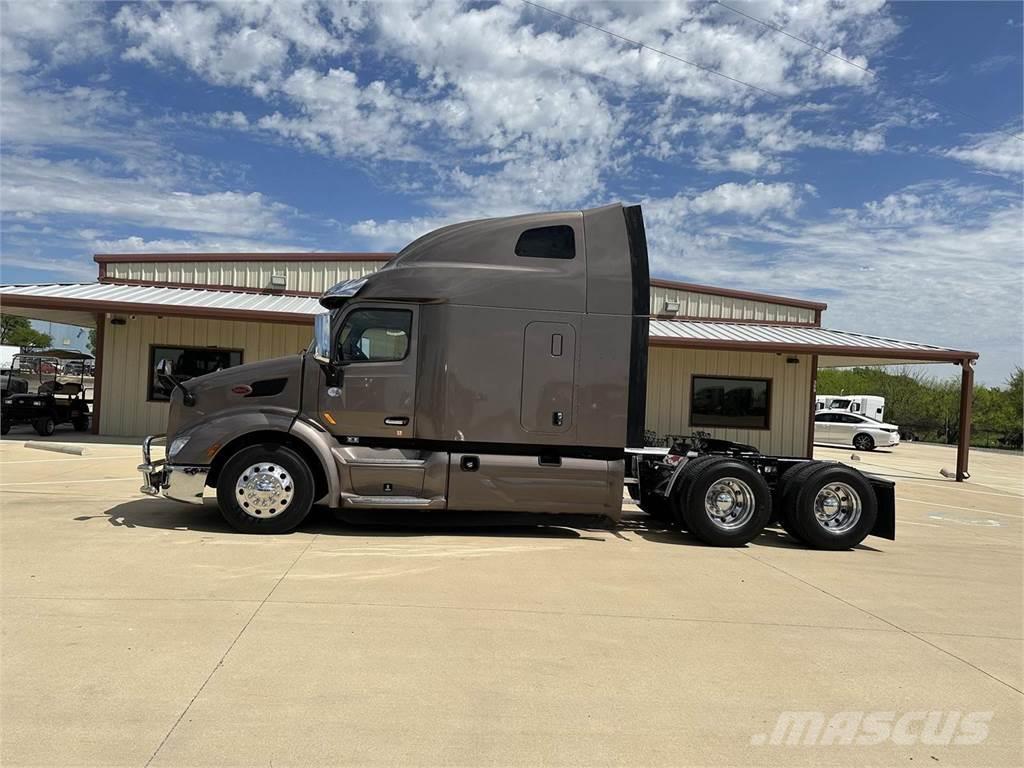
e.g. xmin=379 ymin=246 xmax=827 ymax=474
xmin=515 ymin=225 xmax=575 ymax=259
xmin=338 ymin=309 xmax=412 ymax=362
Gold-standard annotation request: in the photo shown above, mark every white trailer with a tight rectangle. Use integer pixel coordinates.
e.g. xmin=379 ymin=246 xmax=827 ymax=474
xmin=815 ymin=395 xmax=886 ymax=421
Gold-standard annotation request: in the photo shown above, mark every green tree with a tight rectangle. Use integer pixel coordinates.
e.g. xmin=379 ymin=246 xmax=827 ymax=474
xmin=0 ymin=315 xmax=52 ymax=349
xmin=87 ymin=328 xmax=96 ymax=355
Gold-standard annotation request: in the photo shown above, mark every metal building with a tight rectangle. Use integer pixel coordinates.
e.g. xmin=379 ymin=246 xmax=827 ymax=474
xmin=0 ymin=251 xmax=978 ymax=478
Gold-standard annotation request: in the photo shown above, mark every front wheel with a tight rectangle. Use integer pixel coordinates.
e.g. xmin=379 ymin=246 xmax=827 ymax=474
xmin=680 ymin=459 xmax=771 ymax=546
xmin=852 ymin=433 xmax=875 ymax=451
xmin=72 ymin=417 xmax=90 ymax=432
xmin=34 ymin=417 xmax=55 ymax=436
xmin=1 ymin=420 xmax=9 ymax=435
xmin=216 ymin=444 xmax=315 ymax=534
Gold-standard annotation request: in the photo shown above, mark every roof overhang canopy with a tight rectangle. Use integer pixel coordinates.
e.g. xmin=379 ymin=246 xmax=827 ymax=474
xmin=1 ymin=283 xmax=323 ymax=327
xmin=649 ymin=319 xmax=978 ymax=366
xmin=1 ymin=284 xmax=978 ymax=366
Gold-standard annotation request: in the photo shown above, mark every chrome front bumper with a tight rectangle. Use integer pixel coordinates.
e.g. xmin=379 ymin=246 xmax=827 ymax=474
xmin=138 ymin=434 xmax=209 ymax=505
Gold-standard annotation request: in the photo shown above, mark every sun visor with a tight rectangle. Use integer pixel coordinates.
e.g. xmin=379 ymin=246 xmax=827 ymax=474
xmin=319 ymin=276 xmax=368 ymax=308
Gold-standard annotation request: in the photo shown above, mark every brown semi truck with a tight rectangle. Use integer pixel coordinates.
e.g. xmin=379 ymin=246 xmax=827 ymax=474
xmin=139 ymin=203 xmax=895 ymax=550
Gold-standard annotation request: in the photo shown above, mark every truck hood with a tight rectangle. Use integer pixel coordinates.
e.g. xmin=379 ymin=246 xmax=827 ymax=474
xmin=167 ymin=354 xmax=305 ymax=438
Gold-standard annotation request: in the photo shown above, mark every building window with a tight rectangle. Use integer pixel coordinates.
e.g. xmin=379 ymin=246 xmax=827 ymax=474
xmin=690 ymin=375 xmax=771 ymax=429
xmin=148 ymin=345 xmax=243 ymax=402
xmin=515 ymin=225 xmax=575 ymax=259
xmin=338 ymin=309 xmax=412 ymax=362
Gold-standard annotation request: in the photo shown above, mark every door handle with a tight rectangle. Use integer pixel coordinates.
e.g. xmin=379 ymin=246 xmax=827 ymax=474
xmin=384 ymin=417 xmax=409 ymax=426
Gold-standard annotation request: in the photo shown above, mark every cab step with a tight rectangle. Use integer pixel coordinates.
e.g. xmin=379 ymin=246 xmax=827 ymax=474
xmin=342 ymin=495 xmax=444 ymax=509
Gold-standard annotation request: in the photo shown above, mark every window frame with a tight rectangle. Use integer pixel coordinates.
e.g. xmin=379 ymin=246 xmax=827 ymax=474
xmin=147 ymin=344 xmax=244 ymax=402
xmin=688 ymin=374 xmax=773 ymax=431
xmin=335 ymin=307 xmax=414 ymax=365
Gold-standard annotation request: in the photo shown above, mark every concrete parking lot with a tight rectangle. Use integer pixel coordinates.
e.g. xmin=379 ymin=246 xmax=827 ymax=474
xmin=1 ymin=437 xmax=1021 ymax=767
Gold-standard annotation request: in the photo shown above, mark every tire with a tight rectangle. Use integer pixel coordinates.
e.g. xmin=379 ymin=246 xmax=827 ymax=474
xmin=0 ymin=420 xmax=9 ymax=436
xmin=788 ymin=464 xmax=878 ymax=550
xmin=216 ymin=444 xmax=315 ymax=534
xmin=626 ymin=483 xmax=641 ymax=501
xmin=667 ymin=454 xmax=721 ymax=527
xmin=680 ymin=459 xmax=772 ymax=546
xmin=72 ymin=417 xmax=89 ymax=432
xmin=774 ymin=461 xmax=828 ymax=544
xmin=852 ymin=433 xmax=875 ymax=451
xmin=34 ymin=417 xmax=56 ymax=436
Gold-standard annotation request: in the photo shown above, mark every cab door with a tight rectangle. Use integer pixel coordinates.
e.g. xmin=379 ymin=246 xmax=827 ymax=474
xmin=321 ymin=304 xmax=417 ymax=441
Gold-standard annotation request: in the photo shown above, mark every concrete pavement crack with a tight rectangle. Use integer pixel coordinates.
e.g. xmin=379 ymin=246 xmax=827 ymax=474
xmin=735 ymin=548 xmax=1023 ymax=695
xmin=144 ymin=536 xmax=318 ymax=767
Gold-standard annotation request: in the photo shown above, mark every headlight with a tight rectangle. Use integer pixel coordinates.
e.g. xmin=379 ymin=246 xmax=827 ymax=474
xmin=167 ymin=436 xmax=191 ymax=460
xmin=32 ymin=400 xmax=44 ymax=407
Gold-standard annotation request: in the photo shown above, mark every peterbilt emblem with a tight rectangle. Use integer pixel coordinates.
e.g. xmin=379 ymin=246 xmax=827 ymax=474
xmin=327 ymin=387 xmax=341 ymax=397
xmin=230 ymin=385 xmax=252 ymax=396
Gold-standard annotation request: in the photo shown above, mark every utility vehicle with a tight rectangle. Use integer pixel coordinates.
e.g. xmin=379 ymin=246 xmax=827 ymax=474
xmin=1 ymin=354 xmax=91 ymax=435
xmin=139 ymin=204 xmax=895 ymax=550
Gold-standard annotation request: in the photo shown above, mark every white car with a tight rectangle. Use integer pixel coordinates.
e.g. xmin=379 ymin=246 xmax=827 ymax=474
xmin=814 ymin=409 xmax=901 ymax=451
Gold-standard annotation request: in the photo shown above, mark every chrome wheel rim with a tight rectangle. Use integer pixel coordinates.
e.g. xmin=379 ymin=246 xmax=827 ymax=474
xmin=235 ymin=463 xmax=294 ymax=519
xmin=703 ymin=477 xmax=756 ymax=531
xmin=813 ymin=482 xmax=862 ymax=534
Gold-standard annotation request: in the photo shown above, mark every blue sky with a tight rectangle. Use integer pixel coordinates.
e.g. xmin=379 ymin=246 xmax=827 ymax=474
xmin=1 ymin=0 xmax=1021 ymax=383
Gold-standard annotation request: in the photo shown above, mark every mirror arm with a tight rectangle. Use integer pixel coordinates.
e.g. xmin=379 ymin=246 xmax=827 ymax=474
xmin=158 ymin=372 xmax=196 ymax=407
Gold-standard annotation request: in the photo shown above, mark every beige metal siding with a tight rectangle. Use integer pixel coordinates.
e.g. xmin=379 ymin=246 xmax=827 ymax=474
xmin=104 ymin=260 xmax=385 ymax=294
xmin=644 ymin=347 xmax=812 ymax=456
xmin=650 ymin=285 xmax=815 ymax=325
xmin=98 ymin=314 xmax=312 ymax=437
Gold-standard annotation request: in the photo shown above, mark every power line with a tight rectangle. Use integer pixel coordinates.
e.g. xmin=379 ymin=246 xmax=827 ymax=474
xmin=713 ymin=0 xmax=1024 ymax=143
xmin=520 ymin=0 xmax=783 ymax=100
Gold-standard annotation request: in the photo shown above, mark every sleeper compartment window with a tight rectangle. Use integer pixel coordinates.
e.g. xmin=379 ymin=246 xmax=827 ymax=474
xmin=148 ymin=345 xmax=243 ymax=402
xmin=690 ymin=375 xmax=771 ymax=430
xmin=514 ymin=225 xmax=576 ymax=259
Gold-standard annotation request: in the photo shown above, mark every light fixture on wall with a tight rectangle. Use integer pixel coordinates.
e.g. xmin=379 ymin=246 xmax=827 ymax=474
xmin=110 ymin=317 xmax=127 ymax=326
xmin=664 ymin=300 xmax=681 ymax=313
xmin=269 ymin=273 xmax=287 ymax=291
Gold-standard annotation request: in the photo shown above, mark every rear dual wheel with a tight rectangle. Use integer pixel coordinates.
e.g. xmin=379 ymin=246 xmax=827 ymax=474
xmin=672 ymin=458 xmax=771 ymax=546
xmin=777 ymin=462 xmax=877 ymax=550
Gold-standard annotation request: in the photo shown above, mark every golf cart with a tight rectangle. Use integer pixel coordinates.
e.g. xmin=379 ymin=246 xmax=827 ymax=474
xmin=1 ymin=354 xmax=92 ymax=436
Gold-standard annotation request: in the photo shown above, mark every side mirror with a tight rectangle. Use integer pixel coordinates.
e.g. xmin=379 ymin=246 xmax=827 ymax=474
xmin=312 ymin=311 xmax=342 ymax=387
xmin=155 ymin=358 xmax=174 ymax=377
xmin=313 ymin=312 xmax=332 ymax=364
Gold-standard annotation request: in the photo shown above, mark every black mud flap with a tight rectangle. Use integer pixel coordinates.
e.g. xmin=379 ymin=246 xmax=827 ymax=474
xmin=867 ymin=475 xmax=896 ymax=540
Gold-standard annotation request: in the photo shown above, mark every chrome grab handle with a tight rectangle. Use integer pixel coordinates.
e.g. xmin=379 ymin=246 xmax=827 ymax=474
xmin=384 ymin=417 xmax=409 ymax=426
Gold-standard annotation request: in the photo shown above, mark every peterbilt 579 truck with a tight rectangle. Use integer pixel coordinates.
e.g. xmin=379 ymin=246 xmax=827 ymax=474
xmin=139 ymin=203 xmax=895 ymax=550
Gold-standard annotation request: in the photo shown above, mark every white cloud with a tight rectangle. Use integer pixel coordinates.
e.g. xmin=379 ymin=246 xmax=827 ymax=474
xmin=643 ymin=180 xmax=1023 ymax=382
xmin=0 ymin=0 xmax=108 ymax=73
xmin=1 ymin=156 xmax=291 ymax=237
xmin=0 ymin=253 xmax=97 ymax=282
xmin=114 ymin=0 xmax=899 ymax=212
xmin=943 ymin=131 xmax=1024 ymax=176
xmin=89 ymin=235 xmax=310 ymax=254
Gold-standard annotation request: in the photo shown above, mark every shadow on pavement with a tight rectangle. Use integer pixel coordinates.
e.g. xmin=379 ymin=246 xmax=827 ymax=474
xmin=78 ymin=500 xmax=883 ymax=551
xmin=78 ymin=498 xmax=605 ymax=541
